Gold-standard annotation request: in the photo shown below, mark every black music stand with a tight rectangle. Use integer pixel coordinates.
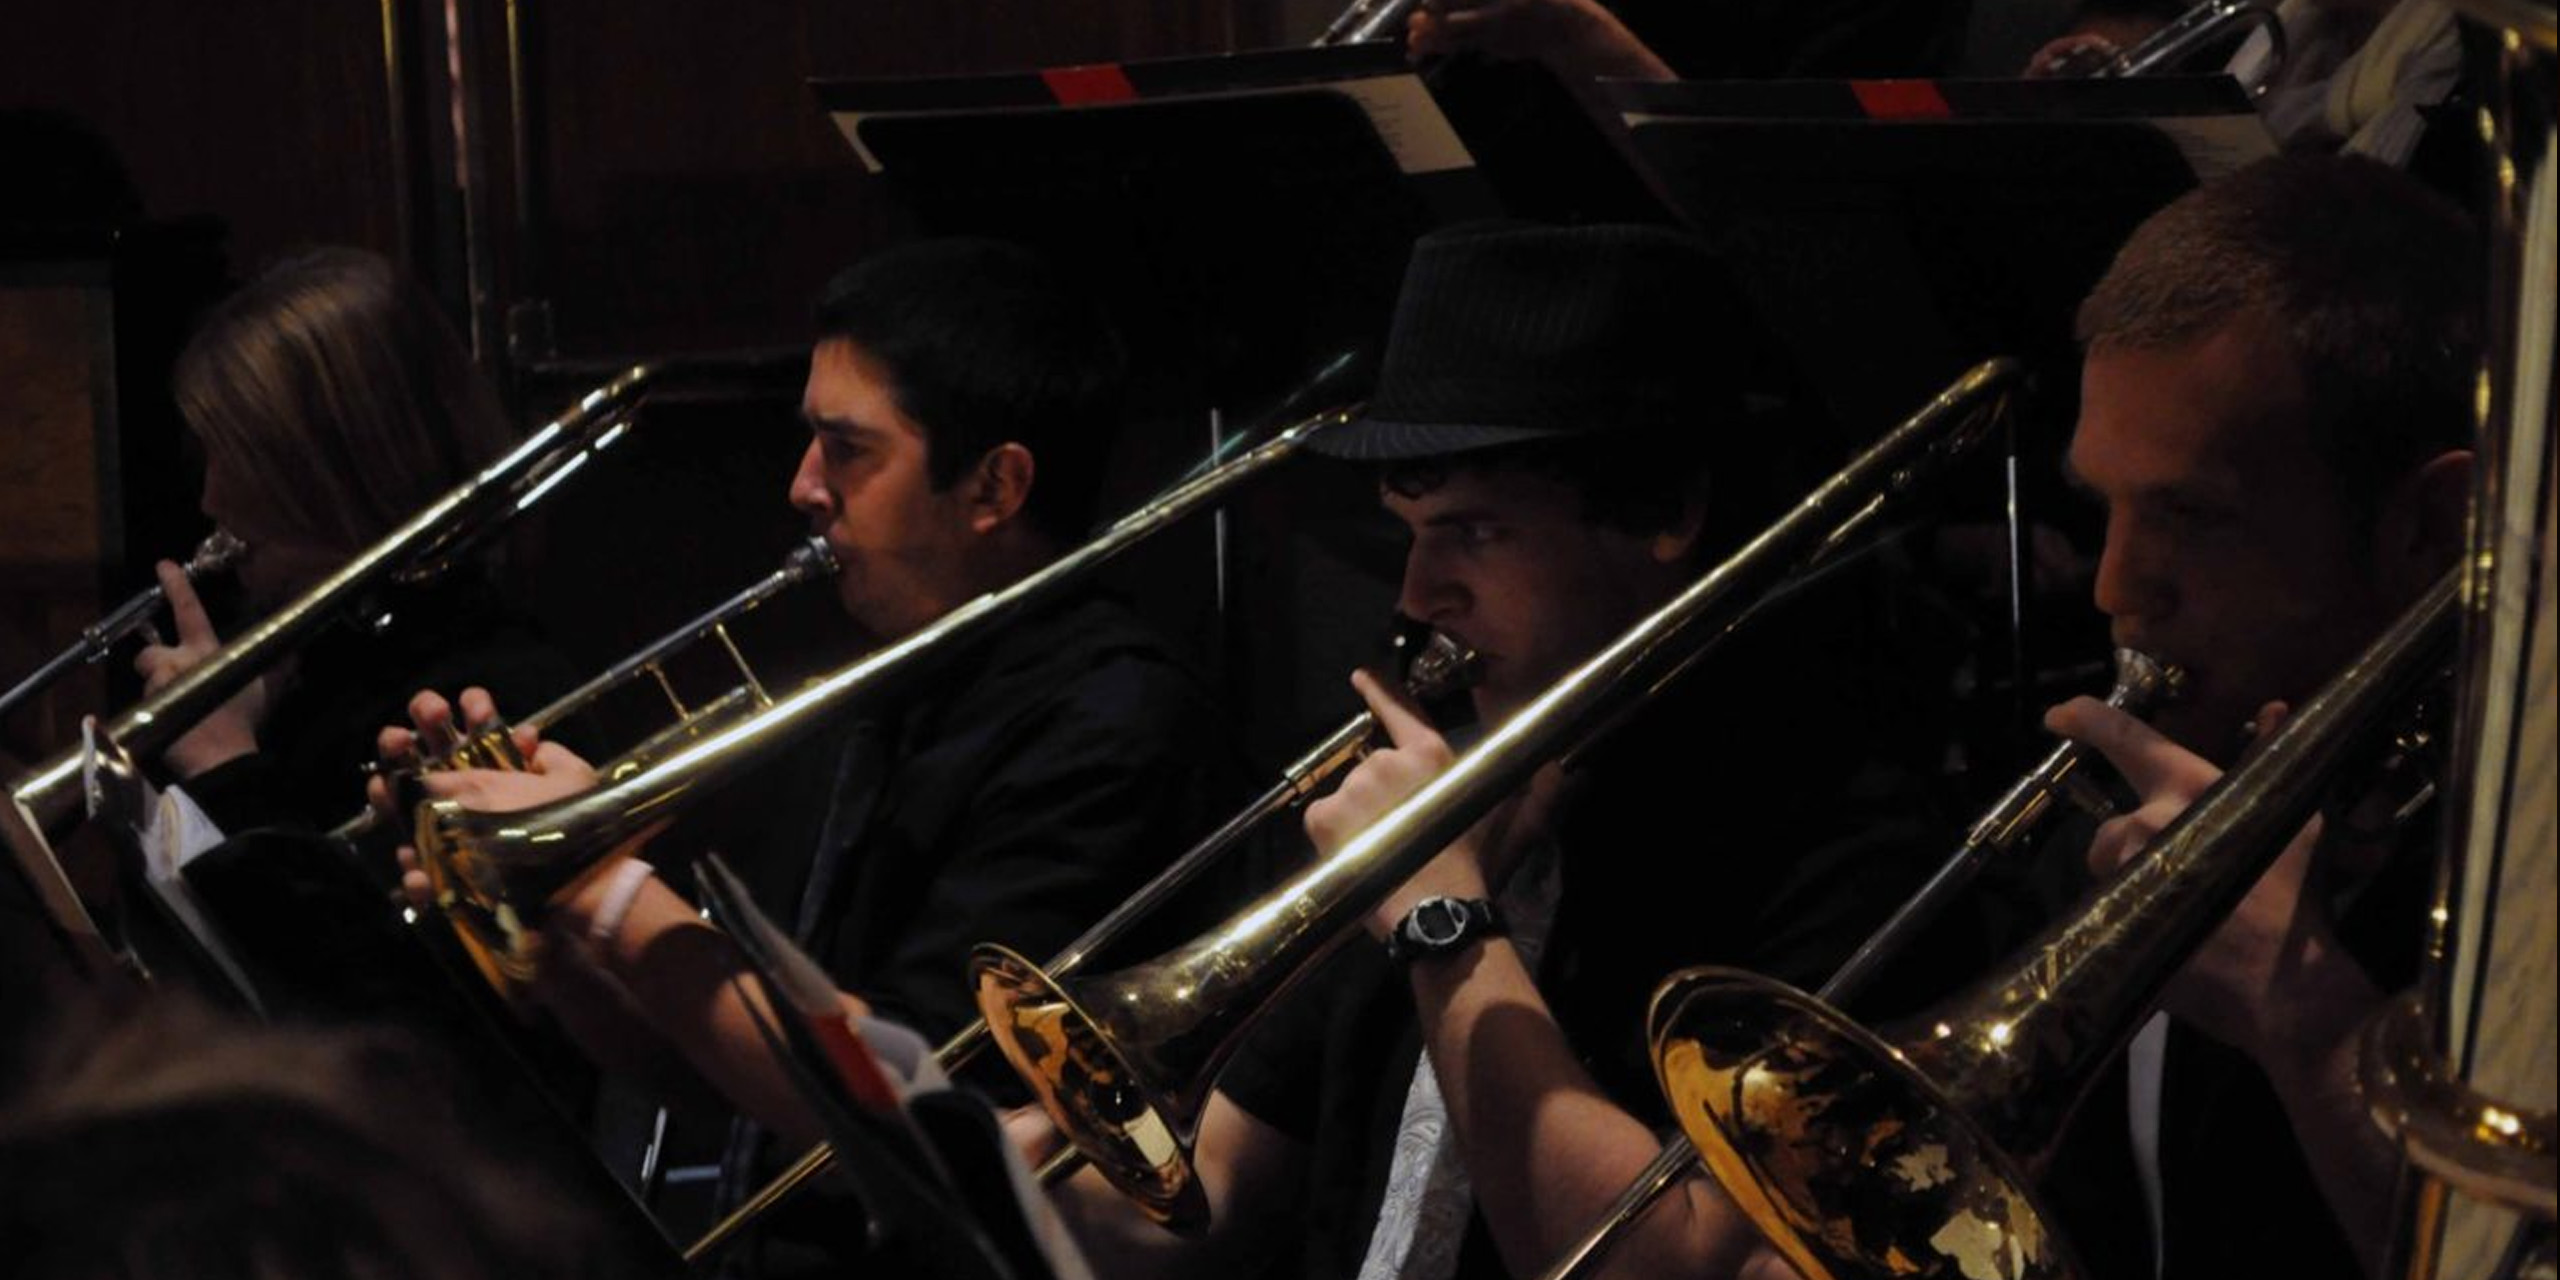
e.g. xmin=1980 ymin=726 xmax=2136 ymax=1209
xmin=1606 ymin=74 xmax=2270 ymax=436
xmin=811 ymin=44 xmax=1486 ymax=413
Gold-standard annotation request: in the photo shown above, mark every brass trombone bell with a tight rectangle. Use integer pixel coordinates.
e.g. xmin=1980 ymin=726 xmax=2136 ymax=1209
xmin=1648 ymin=571 xmax=2458 ymax=1280
xmin=682 ymin=627 xmax=1481 ymax=1265
xmin=1535 ymin=647 xmax=2184 ymax=1280
xmin=403 ymin=536 xmax=838 ymax=993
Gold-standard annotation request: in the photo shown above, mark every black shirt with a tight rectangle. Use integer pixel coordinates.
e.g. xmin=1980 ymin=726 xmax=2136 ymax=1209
xmin=2019 ymin=808 xmax=2435 ymax=1280
xmin=165 ymin=575 xmax=581 ymax=1011
xmin=732 ymin=590 xmax=1244 ymax=1277
xmin=780 ymin=590 xmax=1243 ymax=1042
xmin=1216 ymin=578 xmax=1953 ymax=1280
xmin=182 ymin=574 xmax=583 ymax=836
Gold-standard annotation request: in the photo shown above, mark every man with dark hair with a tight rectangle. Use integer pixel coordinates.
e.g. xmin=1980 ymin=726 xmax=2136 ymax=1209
xmin=1038 ymin=222 xmax=1943 ymax=1280
xmin=382 ymin=239 xmax=1237 ymax=1265
xmin=2034 ymin=152 xmax=2476 ymax=1279
xmin=808 ymin=238 xmax=1126 ymax=552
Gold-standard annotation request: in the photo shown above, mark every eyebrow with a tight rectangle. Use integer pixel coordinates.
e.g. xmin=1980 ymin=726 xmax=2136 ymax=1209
xmin=1416 ymin=506 xmax=1505 ymax=529
xmin=801 ymin=412 xmax=887 ymax=442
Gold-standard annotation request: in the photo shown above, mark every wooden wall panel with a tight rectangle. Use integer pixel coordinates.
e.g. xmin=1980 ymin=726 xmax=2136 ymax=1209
xmin=6 ymin=3 xmax=403 ymax=271
xmin=0 ymin=279 xmax=112 ymax=758
xmin=515 ymin=0 xmax=1252 ymax=358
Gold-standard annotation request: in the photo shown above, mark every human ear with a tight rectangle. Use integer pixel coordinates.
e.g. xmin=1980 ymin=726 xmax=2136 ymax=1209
xmin=2375 ymin=448 xmax=2473 ymax=594
xmin=969 ymin=443 xmax=1036 ymax=534
xmin=1648 ymin=482 xmax=1711 ymax=566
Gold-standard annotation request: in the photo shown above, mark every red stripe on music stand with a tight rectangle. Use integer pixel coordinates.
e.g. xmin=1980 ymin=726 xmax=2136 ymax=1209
xmin=1849 ymin=80 xmax=1955 ymax=119
xmin=1041 ymin=64 xmax=1140 ymax=105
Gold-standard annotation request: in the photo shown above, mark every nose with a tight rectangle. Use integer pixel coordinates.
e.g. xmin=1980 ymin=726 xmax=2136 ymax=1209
xmin=2091 ymin=510 xmax=2173 ymax=635
xmin=1397 ymin=543 xmax=1467 ymax=627
xmin=787 ymin=439 xmax=829 ymax=520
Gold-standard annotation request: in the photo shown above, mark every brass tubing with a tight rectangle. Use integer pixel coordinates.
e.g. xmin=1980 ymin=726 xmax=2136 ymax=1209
xmin=685 ymin=631 xmax=1478 ymax=1262
xmin=413 ymin=387 xmax=1351 ymax=965
xmin=2 ymin=366 xmax=657 ymax=978
xmin=1534 ymin=651 xmax=2182 ymax=1280
xmin=1650 ymin=570 xmax=2458 ymax=1280
xmin=969 ymin=359 xmax=2021 ymax=1232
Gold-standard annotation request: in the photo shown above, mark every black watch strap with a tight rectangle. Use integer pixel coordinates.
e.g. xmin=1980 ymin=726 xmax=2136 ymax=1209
xmin=1385 ymin=895 xmax=1505 ymax=965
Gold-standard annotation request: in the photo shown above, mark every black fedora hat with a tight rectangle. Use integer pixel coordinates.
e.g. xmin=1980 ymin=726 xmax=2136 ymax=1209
xmin=1313 ymin=222 xmax=1741 ymax=461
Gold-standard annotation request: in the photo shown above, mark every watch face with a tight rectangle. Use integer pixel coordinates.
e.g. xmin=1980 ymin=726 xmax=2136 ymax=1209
xmin=1413 ymin=898 xmax=1467 ymax=945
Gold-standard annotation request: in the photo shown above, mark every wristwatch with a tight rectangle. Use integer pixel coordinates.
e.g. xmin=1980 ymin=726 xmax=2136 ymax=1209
xmin=1385 ymin=895 xmax=1505 ymax=965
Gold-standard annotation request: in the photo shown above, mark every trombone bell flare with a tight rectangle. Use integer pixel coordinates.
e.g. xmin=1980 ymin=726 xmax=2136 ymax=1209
xmin=1649 ymin=968 xmax=2076 ymax=1280
xmin=418 ymin=795 xmax=672 ymax=994
xmin=973 ymin=943 xmax=1214 ymax=1230
xmin=1645 ymin=570 xmax=2457 ymax=1280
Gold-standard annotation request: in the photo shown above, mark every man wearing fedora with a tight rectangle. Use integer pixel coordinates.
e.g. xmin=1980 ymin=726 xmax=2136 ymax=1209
xmin=1041 ymin=222 xmax=1946 ymax=1280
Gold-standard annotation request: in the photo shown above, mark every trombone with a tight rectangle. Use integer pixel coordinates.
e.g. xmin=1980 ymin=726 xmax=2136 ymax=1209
xmin=0 ymin=365 xmax=667 ymax=981
xmin=0 ymin=529 xmax=248 ymax=723
xmin=347 ymin=533 xmax=839 ymax=797
xmin=967 ymin=358 xmax=2023 ymax=1231
xmin=409 ymin=352 xmax=1367 ymax=998
xmin=2359 ymin=4 xmax=2558 ymax=1275
xmin=1646 ymin=570 xmax=2458 ymax=1280
xmin=455 ymin=535 xmax=840 ymax=782
xmin=338 ymin=536 xmax=839 ymax=992
xmin=1317 ymin=0 xmax=1421 ymax=45
xmin=1534 ymin=646 xmax=2184 ymax=1280
xmin=684 ymin=626 xmax=1482 ymax=1264
xmin=2098 ymin=0 xmax=2287 ymax=85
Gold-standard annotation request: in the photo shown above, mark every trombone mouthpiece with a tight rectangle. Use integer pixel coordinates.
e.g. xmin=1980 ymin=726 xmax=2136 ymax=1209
xmin=2105 ymin=647 xmax=2187 ymax=714
xmin=1403 ymin=630 xmax=1483 ymax=702
xmin=783 ymin=535 xmax=840 ymax=583
xmin=185 ymin=528 xmax=249 ymax=578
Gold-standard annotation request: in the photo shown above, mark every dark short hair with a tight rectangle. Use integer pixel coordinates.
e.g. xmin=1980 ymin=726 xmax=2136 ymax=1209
xmin=814 ymin=239 xmax=1128 ymax=543
xmin=174 ymin=248 xmax=514 ymax=553
xmin=2076 ymin=154 xmax=2480 ymax=517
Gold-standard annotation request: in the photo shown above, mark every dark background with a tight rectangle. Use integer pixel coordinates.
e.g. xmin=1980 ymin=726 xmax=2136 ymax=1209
xmin=0 ymin=0 xmax=1416 ymax=775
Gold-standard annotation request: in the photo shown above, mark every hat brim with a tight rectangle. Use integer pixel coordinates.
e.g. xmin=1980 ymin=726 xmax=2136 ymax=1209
xmin=1307 ymin=415 xmax=1578 ymax=462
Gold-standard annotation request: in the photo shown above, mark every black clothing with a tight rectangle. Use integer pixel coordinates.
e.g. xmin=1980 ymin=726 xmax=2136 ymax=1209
xmin=124 ymin=581 xmax=671 ymax=1270
xmin=149 ymin=575 xmax=580 ymax=1011
xmin=780 ymin=590 xmax=1242 ymax=1042
xmin=2002 ymin=805 xmax=2435 ymax=1280
xmin=727 ymin=590 xmax=1242 ymax=1278
xmin=182 ymin=574 xmax=583 ymax=836
xmin=1217 ymin=577 xmax=1955 ymax=1280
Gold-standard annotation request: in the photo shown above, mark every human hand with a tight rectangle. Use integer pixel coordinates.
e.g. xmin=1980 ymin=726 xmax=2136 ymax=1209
xmin=2044 ymin=695 xmax=2368 ymax=1066
xmin=376 ymin=687 xmax=596 ymax=908
xmin=2024 ymin=32 xmax=2121 ymax=77
xmin=1407 ymin=0 xmax=1675 ymax=81
xmin=1306 ymin=669 xmax=1563 ymax=938
xmin=135 ymin=560 xmax=267 ymax=778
